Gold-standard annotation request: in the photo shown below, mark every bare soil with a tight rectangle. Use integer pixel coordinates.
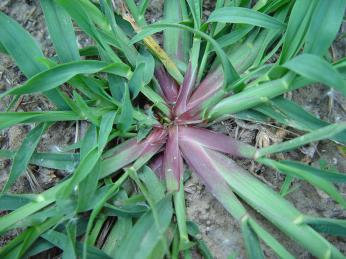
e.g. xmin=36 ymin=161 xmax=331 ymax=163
xmin=0 ymin=0 xmax=345 ymax=258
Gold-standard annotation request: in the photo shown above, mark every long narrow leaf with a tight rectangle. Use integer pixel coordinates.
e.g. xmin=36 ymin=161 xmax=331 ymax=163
xmin=2 ymin=123 xmax=49 ymax=193
xmin=255 ymin=97 xmax=346 ymax=144
xmin=179 ymin=139 xmax=344 ymax=258
xmin=278 ymin=1 xmax=316 ymax=63
xmin=257 ymin=122 xmax=346 ymax=157
xmin=283 ymin=54 xmax=346 ymax=96
xmin=179 ymin=126 xmax=256 ymax=159
xmin=208 ymin=7 xmax=285 ymax=29
xmin=259 ymin=158 xmax=346 ymax=208
xmin=305 ymin=0 xmax=346 ymax=56
xmin=300 ymin=216 xmax=346 ymax=237
xmin=99 ymin=112 xmax=116 ymax=152
xmin=0 ymin=61 xmax=131 ymax=98
xmin=130 ymin=22 xmax=239 ymax=89
xmin=0 ymin=111 xmax=80 ymax=131
xmin=241 ymin=217 xmax=264 ymax=259
xmin=40 ymin=0 xmax=80 ymax=62
xmin=163 ymin=126 xmax=183 ymax=192
xmin=0 ymin=12 xmax=67 ymax=108
xmin=101 ymin=128 xmax=167 ymax=177
xmin=114 ymin=198 xmax=173 ymax=259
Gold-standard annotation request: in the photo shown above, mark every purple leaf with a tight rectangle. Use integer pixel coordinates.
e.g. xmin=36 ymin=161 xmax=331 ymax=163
xmin=177 ymin=68 xmax=224 ymax=121
xmin=180 ymin=138 xmax=343 ymax=258
xmin=174 ymin=63 xmax=197 ymax=116
xmin=188 ymin=68 xmax=224 ymax=111
xmin=179 ymin=126 xmax=256 ymax=159
xmin=154 ymin=65 xmax=179 ymax=104
xmin=101 ymin=128 xmax=167 ymax=177
xmin=163 ymin=125 xmax=184 ymax=192
xmin=149 ymin=154 xmax=164 ymax=180
xmin=179 ymin=137 xmax=247 ymax=219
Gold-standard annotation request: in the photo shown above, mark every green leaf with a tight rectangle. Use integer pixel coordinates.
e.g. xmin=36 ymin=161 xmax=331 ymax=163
xmin=254 ymin=97 xmax=346 ymax=144
xmin=56 ymin=0 xmax=108 ymax=35
xmin=83 ymin=172 xmax=130 ymax=259
xmin=186 ymin=221 xmax=213 ymax=259
xmin=100 ymin=0 xmax=138 ymax=66
xmin=259 ymin=158 xmax=346 ymax=208
xmin=257 ymin=122 xmax=346 ymax=157
xmin=41 ymin=229 xmax=112 ymax=259
xmin=139 ymin=0 xmax=150 ymax=16
xmin=0 ymin=111 xmax=80 ymax=131
xmin=139 ymin=166 xmax=165 ymax=203
xmin=129 ymin=52 xmax=155 ymax=98
xmin=60 ymin=147 xmax=101 ymax=198
xmin=241 ymin=217 xmax=264 ymax=259
xmin=216 ymin=25 xmax=253 ymax=48
xmin=173 ymin=179 xmax=191 ymax=250
xmin=163 ymin=0 xmax=189 ymax=62
xmin=137 ymin=123 xmax=153 ymax=142
xmin=276 ymin=160 xmax=346 ymax=184
xmin=25 ymin=238 xmax=55 ymax=257
xmin=0 ymin=194 xmax=35 ymax=211
xmin=0 ymin=42 xmax=7 ymax=54
xmin=104 ymin=203 xmax=148 ymax=218
xmin=187 ymin=0 xmax=202 ymax=29
xmin=207 ymin=7 xmax=285 ymax=29
xmin=283 ymin=54 xmax=346 ymax=96
xmin=278 ymin=1 xmax=316 ymax=63
xmin=248 ymin=219 xmax=294 ymax=259
xmin=0 ymin=11 xmax=68 ymax=109
xmin=207 ymin=73 xmax=296 ymax=120
xmin=118 ymin=85 xmax=133 ymax=133
xmin=108 ymin=75 xmax=126 ymax=102
xmin=251 ymin=6 xmax=289 ymax=67
xmin=14 ymin=204 xmax=73 ymax=229
xmin=305 ymin=0 xmax=346 ymax=56
xmin=98 ymin=111 xmax=116 ymax=153
xmin=57 ymin=0 xmax=122 ymax=64
xmin=279 ymin=175 xmax=294 ymax=197
xmin=64 ymin=221 xmax=77 ymax=259
xmin=0 ymin=179 xmax=68 ymax=233
xmin=300 ymin=217 xmax=346 ymax=237
xmin=77 ymin=125 xmax=100 ymax=212
xmin=40 ymin=0 xmax=80 ymax=62
xmin=0 ymin=12 xmax=46 ymax=77
xmin=141 ymin=86 xmax=171 ymax=117
xmin=0 ymin=216 xmax=61 ymax=258
xmin=73 ymin=92 xmax=99 ymax=125
xmin=102 ymin=191 xmax=132 ymax=256
xmin=123 ymin=0 xmax=141 ymax=25
xmin=0 ymin=61 xmax=131 ymax=98
xmin=114 ymin=197 xmax=173 ymax=259
xmin=30 ymin=153 xmax=79 ymax=173
xmin=2 ymin=123 xmax=49 ymax=193
xmin=130 ymin=22 xmax=239 ymax=88
xmin=0 ymin=150 xmax=79 ymax=172
xmin=74 ymin=76 xmax=115 ymax=105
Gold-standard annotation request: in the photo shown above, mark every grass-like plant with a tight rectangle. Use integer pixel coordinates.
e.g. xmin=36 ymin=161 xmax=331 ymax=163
xmin=0 ymin=0 xmax=346 ymax=258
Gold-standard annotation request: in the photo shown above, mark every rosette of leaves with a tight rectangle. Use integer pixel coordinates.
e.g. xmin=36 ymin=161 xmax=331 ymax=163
xmin=0 ymin=0 xmax=346 ymax=258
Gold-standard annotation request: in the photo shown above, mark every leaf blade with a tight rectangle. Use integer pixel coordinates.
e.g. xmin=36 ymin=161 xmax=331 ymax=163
xmin=207 ymin=7 xmax=285 ymax=29
xmin=283 ymin=54 xmax=346 ymax=96
xmin=2 ymin=123 xmax=49 ymax=193
xmin=40 ymin=0 xmax=80 ymax=62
